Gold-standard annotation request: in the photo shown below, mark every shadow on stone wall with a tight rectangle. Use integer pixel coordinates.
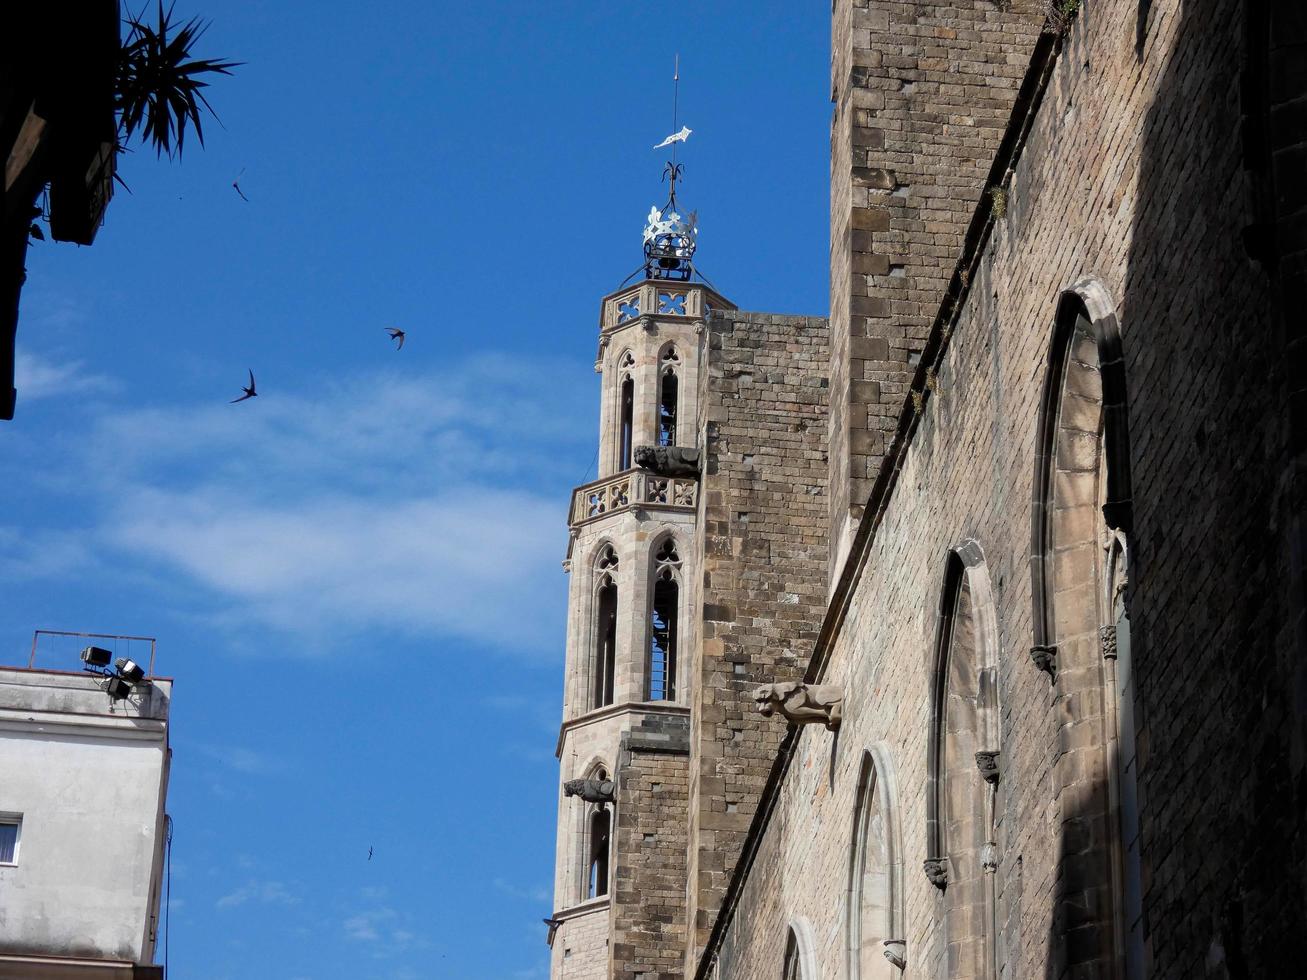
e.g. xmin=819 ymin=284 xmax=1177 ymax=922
xmin=1108 ymin=0 xmax=1307 ymax=973
xmin=1042 ymin=763 xmax=1114 ymax=980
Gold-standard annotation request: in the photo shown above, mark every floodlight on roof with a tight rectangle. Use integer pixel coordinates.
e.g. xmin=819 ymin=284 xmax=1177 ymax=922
xmin=115 ymin=658 xmax=145 ymax=683
xmin=80 ymin=646 xmax=112 ymax=668
xmin=105 ymin=676 xmax=133 ymax=700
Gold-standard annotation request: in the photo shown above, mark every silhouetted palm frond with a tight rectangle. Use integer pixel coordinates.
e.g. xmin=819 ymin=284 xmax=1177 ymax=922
xmin=116 ymin=2 xmax=240 ymax=158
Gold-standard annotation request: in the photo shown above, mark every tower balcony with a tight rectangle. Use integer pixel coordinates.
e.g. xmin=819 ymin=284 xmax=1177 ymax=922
xmin=598 ymin=280 xmax=733 ymax=333
xmin=569 ymin=467 xmax=698 ymax=528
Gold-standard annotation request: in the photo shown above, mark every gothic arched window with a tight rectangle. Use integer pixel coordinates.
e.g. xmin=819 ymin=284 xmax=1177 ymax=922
xmin=577 ymin=762 xmax=612 ymax=901
xmin=927 ymin=543 xmax=1001 ymax=980
xmin=848 ymin=748 xmax=904 ymax=978
xmin=658 ymin=346 xmax=680 ymax=447
xmin=592 ymin=545 xmax=619 ymax=710
xmin=618 ymin=351 xmax=636 ymax=470
xmin=783 ymin=931 xmax=802 ymax=980
xmin=647 ymin=537 xmax=681 ymax=701
xmin=586 ymin=806 xmax=611 ymax=899
xmin=782 ymin=919 xmax=817 ymax=980
xmin=1030 ymin=286 xmax=1140 ymax=978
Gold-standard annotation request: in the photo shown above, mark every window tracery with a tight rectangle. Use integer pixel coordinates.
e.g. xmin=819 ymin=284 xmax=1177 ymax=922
xmin=648 ymin=538 xmax=681 ymax=701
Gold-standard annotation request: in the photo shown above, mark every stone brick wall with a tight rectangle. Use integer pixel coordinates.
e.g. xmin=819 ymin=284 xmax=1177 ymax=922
xmin=827 ymin=0 xmax=1044 ymax=577
xmin=684 ymin=312 xmax=831 ymax=972
xmin=698 ymin=0 xmax=1306 ymax=977
xmin=551 ymin=905 xmax=610 ymax=980
xmin=610 ymin=715 xmax=692 ymax=979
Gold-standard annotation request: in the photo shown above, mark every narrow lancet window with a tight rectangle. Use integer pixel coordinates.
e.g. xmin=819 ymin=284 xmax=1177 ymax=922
xmin=1032 ymin=292 xmax=1139 ymax=979
xmin=648 ymin=539 xmax=681 ymax=701
xmin=586 ymin=806 xmax=611 ymax=899
xmin=928 ymin=549 xmax=1001 ymax=980
xmin=592 ymin=546 xmax=618 ymax=710
xmin=849 ymin=750 xmax=900 ymax=979
xmin=619 ymin=375 xmax=635 ymax=470
xmin=658 ymin=347 xmax=680 ymax=447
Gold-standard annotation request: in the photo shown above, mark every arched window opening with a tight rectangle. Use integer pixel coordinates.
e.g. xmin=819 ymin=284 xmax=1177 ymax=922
xmin=648 ymin=538 xmax=681 ymax=701
xmin=592 ymin=546 xmax=618 ymax=710
xmin=586 ymin=805 xmax=611 ymax=899
xmin=848 ymin=749 xmax=903 ymax=979
xmin=1031 ymin=287 xmax=1139 ymax=978
xmin=782 ymin=919 xmax=816 ymax=980
xmin=783 ymin=931 xmax=802 ymax=980
xmin=927 ymin=546 xmax=1000 ymax=980
xmin=617 ymin=352 xmax=636 ymax=470
xmin=659 ymin=347 xmax=680 ymax=447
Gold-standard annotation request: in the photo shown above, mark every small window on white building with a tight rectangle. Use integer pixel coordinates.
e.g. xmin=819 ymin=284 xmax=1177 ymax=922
xmin=0 ymin=815 xmax=21 ymax=865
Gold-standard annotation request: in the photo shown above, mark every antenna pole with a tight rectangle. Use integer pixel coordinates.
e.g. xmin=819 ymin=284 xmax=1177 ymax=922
xmin=670 ymin=54 xmax=681 ymax=202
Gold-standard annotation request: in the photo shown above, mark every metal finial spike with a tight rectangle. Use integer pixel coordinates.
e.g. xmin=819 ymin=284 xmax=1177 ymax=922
xmin=672 ymin=53 xmax=680 ymax=168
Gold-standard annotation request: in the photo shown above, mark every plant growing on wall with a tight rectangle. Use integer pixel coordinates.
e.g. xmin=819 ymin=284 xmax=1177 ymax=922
xmin=1043 ymin=0 xmax=1081 ymax=32
xmin=989 ymin=186 xmax=1008 ymax=219
xmin=116 ymin=2 xmax=239 ymax=158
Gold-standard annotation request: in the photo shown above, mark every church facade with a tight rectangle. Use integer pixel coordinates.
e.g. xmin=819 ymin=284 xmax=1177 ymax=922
xmin=549 ymin=1 xmax=1307 ymax=978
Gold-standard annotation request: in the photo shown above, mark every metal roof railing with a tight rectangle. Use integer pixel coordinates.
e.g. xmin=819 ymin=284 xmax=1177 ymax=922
xmin=28 ymin=629 xmax=158 ymax=677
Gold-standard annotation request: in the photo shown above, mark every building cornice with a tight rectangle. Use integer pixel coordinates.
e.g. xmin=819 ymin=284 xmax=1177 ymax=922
xmin=0 ymin=708 xmax=168 ymax=743
xmin=550 ymin=894 xmax=610 ymax=923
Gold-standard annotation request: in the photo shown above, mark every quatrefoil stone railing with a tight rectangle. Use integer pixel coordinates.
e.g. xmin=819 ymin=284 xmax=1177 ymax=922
xmin=598 ymin=282 xmax=734 ymax=332
xmin=570 ymin=469 xmax=700 ymax=527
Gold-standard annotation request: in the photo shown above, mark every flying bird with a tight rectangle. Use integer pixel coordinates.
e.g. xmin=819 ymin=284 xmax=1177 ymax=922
xmin=368 ymin=846 xmax=373 ymax=861
xmin=232 ymin=169 xmax=249 ymax=202
xmin=230 ymin=369 xmax=258 ymax=403
xmin=654 ymin=125 xmax=692 ymax=150
xmin=385 ymin=327 xmax=406 ymax=350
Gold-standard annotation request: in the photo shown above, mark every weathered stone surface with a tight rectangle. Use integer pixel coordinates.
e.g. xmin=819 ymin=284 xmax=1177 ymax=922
xmin=696 ymin=1 xmax=1307 ymax=978
xmin=684 ymin=311 xmax=831 ymax=974
xmin=551 ymin=1 xmax=1307 ymax=977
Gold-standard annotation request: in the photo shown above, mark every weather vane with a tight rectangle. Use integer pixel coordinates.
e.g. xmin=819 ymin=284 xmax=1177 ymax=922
xmin=642 ymin=54 xmax=698 ymax=282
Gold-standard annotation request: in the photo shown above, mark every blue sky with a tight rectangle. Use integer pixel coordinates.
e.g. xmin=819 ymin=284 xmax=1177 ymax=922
xmin=2 ymin=3 xmax=828 ymax=977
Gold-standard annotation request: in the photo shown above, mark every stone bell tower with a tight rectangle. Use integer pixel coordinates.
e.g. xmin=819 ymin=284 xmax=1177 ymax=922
xmin=548 ymin=176 xmax=733 ymax=978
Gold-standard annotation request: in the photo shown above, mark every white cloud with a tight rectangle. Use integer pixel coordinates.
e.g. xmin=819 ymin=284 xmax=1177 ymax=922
xmin=17 ymin=287 xmax=92 ymax=334
xmin=0 ymin=526 xmax=94 ymax=580
xmin=14 ymin=350 xmax=118 ymax=400
xmin=344 ymin=907 xmax=395 ymax=942
xmin=9 ymin=355 xmax=591 ymax=657
xmin=105 ymin=485 xmax=564 ymax=652
xmin=343 ymin=905 xmax=428 ymax=957
xmin=215 ymin=879 xmax=300 ymax=909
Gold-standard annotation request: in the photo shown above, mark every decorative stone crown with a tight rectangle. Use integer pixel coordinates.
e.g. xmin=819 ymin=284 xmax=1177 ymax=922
xmin=643 ymin=202 xmax=697 ymax=281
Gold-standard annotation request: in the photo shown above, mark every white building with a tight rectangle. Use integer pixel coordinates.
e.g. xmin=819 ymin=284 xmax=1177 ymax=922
xmin=0 ymin=663 xmax=171 ymax=979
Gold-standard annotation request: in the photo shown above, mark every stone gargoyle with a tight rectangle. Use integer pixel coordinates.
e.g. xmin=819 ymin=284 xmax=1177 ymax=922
xmin=563 ymin=777 xmax=615 ymax=805
xmin=634 ymin=445 xmax=701 ymax=478
xmin=751 ymin=681 xmax=844 ymax=731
